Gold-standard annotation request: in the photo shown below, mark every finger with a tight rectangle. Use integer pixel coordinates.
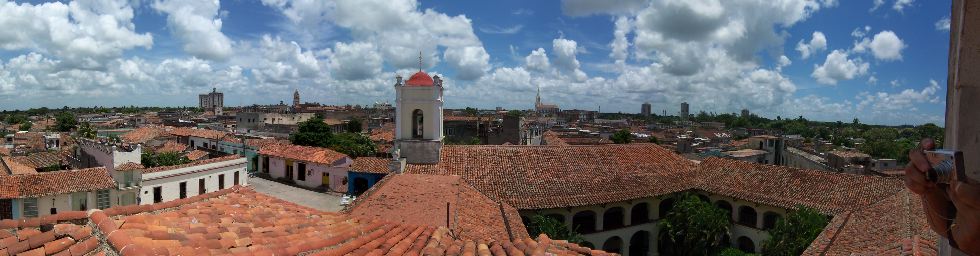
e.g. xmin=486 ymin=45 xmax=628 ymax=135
xmin=909 ymin=139 xmax=935 ymax=172
xmin=905 ymin=166 xmax=931 ymax=194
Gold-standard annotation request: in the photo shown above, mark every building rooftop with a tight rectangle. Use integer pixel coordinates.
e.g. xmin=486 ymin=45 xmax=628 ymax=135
xmin=829 ymin=150 xmax=871 ymax=158
xmin=141 ymin=155 xmax=243 ymax=174
xmin=407 ymin=144 xmax=699 ymax=209
xmin=347 ymin=174 xmax=528 ymax=242
xmin=0 ymin=167 xmax=115 ymax=199
xmin=258 ymin=144 xmax=349 ymax=166
xmin=721 ymin=149 xmax=768 ymax=158
xmin=0 ymin=186 xmax=605 ymax=255
xmin=349 ymin=157 xmax=391 ymax=174
xmin=803 ymin=189 xmax=937 ymax=255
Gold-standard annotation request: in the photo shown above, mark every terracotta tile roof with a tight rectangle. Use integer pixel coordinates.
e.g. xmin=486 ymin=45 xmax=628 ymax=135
xmin=407 ymin=144 xmax=699 ymax=209
xmin=694 ymin=157 xmax=905 ymax=215
xmin=560 ymin=137 xmax=613 ymax=145
xmin=0 ymin=147 xmax=9 ymax=156
xmin=722 ymin=149 xmax=768 ymax=158
xmin=0 ymin=167 xmax=115 ymax=199
xmin=155 ymin=140 xmax=187 ymax=153
xmin=244 ymin=138 xmax=287 ymax=149
xmin=115 ymin=162 xmax=144 ymax=171
xmin=120 ymin=126 xmax=168 ymax=143
xmin=167 ymin=127 xmax=229 ymax=139
xmin=445 ymin=116 xmax=483 ymax=122
xmin=6 ymin=152 xmax=64 ymax=170
xmin=12 ymin=132 xmax=44 ymax=150
xmin=258 ymin=144 xmax=349 ymax=165
xmin=348 ymin=174 xmax=529 ymax=242
xmin=0 ymin=215 xmax=100 ymax=256
xmin=802 ymin=189 xmax=938 ymax=255
xmin=86 ymin=187 xmax=606 ymax=256
xmin=184 ymin=149 xmax=208 ymax=161
xmin=323 ymin=118 xmax=344 ymax=126
xmin=350 ymin=157 xmax=391 ymax=174
xmin=540 ymin=131 xmax=569 ymax=146
xmin=1 ymin=156 xmax=38 ymax=175
xmin=141 ymin=155 xmax=244 ymax=174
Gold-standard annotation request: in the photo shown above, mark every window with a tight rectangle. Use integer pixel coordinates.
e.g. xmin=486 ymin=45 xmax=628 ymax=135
xmin=71 ymin=192 xmax=88 ymax=211
xmin=297 ymin=163 xmax=306 ymax=181
xmin=412 ymin=109 xmax=424 ymax=139
xmin=234 ymin=171 xmax=240 ymax=186
xmin=123 ymin=171 xmax=134 ymax=187
xmin=23 ymin=198 xmax=38 ymax=217
xmin=50 ymin=208 xmax=57 ymax=215
xmin=219 ymin=174 xmax=225 ymax=189
xmin=179 ymin=182 xmax=187 ymax=199
xmin=199 ymin=179 xmax=206 ymax=195
xmin=153 ymin=187 xmax=163 ymax=203
xmin=447 ymin=128 xmax=455 ymax=136
xmin=96 ymin=190 xmax=110 ymax=209
xmin=286 ymin=160 xmax=294 ymax=180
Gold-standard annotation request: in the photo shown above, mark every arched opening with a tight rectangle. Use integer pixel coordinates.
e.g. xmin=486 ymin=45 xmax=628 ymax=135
xmin=603 ymin=207 xmax=625 ymax=230
xmin=763 ymin=212 xmax=782 ymax=230
xmin=629 ymin=231 xmax=650 ymax=256
xmin=631 ymin=203 xmax=650 ymax=225
xmin=737 ymin=236 xmax=755 ymax=253
xmin=658 ymin=198 xmax=675 ymax=219
xmin=351 ymin=177 xmax=370 ymax=196
xmin=412 ymin=109 xmax=424 ymax=139
xmin=572 ymin=211 xmax=597 ymax=234
xmin=602 ymin=236 xmax=623 ymax=254
xmin=715 ymin=200 xmax=733 ymax=221
xmin=738 ymin=206 xmax=758 ymax=227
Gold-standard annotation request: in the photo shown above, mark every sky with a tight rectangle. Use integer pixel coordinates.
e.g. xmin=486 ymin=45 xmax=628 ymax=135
xmin=0 ymin=0 xmax=952 ymax=125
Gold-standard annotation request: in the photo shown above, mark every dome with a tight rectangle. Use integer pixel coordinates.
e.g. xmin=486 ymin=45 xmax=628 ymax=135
xmin=405 ymin=71 xmax=434 ymax=86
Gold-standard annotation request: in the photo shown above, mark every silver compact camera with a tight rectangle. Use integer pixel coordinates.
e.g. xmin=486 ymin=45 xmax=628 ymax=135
xmin=924 ymin=150 xmax=965 ymax=184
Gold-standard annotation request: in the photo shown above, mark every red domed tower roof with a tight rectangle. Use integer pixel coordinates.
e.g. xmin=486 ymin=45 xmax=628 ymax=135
xmin=405 ymin=71 xmax=434 ymax=86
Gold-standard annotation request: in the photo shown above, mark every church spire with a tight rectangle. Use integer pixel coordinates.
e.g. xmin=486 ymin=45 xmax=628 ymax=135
xmin=535 ymin=85 xmax=541 ymax=106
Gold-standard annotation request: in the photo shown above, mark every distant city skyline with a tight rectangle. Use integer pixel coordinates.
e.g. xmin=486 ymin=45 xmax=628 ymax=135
xmin=0 ymin=0 xmax=951 ymax=126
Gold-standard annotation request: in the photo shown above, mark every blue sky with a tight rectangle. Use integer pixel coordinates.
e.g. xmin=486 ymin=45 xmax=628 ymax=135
xmin=0 ymin=0 xmax=951 ymax=125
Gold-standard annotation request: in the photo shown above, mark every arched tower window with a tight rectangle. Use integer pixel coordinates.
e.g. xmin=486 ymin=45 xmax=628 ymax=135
xmin=412 ymin=109 xmax=424 ymax=139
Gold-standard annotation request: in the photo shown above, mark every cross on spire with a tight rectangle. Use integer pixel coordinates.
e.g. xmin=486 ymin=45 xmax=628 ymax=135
xmin=418 ymin=51 xmax=423 ymax=72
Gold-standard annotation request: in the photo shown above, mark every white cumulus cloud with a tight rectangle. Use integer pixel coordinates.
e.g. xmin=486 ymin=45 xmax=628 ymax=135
xmin=869 ymin=30 xmax=905 ymax=61
xmin=812 ymin=50 xmax=869 ymax=85
xmin=796 ymin=31 xmax=827 ymax=59
xmin=153 ymin=0 xmax=233 ymax=60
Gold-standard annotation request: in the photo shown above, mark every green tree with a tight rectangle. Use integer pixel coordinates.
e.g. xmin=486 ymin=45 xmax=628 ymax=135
xmin=5 ymin=114 xmax=27 ymax=124
xmin=648 ymin=136 xmax=659 ymax=144
xmin=77 ymin=122 xmax=97 ymax=139
xmin=19 ymin=122 xmax=32 ymax=131
xmin=463 ymin=107 xmax=479 ymax=116
xmin=290 ymin=117 xmax=335 ymax=148
xmin=525 ymin=215 xmax=586 ymax=245
xmin=328 ymin=132 xmax=377 ymax=157
xmin=658 ymin=193 xmax=731 ymax=256
xmin=54 ymin=112 xmax=78 ymax=132
xmin=345 ymin=118 xmax=363 ymax=133
xmin=761 ymin=206 xmax=828 ymax=256
xmin=141 ymin=152 xmax=191 ymax=167
xmin=611 ymin=129 xmax=632 ymax=144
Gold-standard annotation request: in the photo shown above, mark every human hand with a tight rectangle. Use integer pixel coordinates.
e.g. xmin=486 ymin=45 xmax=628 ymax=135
xmin=905 ymin=138 xmax=938 ymax=195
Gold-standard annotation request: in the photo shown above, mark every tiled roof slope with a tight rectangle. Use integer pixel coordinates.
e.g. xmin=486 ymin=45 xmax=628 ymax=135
xmin=0 ymin=212 xmax=102 ymax=256
xmin=0 ymin=167 xmax=115 ymax=199
xmin=155 ymin=140 xmax=187 ymax=153
xmin=407 ymin=144 xmax=698 ymax=209
xmin=87 ymin=187 xmax=609 ymax=256
xmin=694 ymin=157 xmax=905 ymax=215
xmin=6 ymin=151 xmax=64 ymax=170
xmin=258 ymin=143 xmax=349 ymax=165
xmin=1 ymin=156 xmax=37 ymax=175
xmin=120 ymin=126 xmax=168 ymax=143
xmin=348 ymin=174 xmax=529 ymax=242
xmin=802 ymin=189 xmax=938 ymax=255
xmin=350 ymin=157 xmax=391 ymax=174
xmin=141 ymin=155 xmax=243 ymax=174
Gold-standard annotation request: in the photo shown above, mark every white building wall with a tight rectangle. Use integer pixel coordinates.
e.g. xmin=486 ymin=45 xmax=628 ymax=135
xmin=265 ymin=156 xmax=351 ymax=192
xmin=395 ymin=86 xmax=443 ymax=140
xmin=139 ymin=158 xmax=247 ymax=205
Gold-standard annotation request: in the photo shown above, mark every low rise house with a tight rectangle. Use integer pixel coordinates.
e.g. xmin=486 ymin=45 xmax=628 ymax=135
xmin=0 ymin=167 xmax=116 ymax=219
xmin=138 ymin=155 xmax=248 ymax=205
xmin=827 ymin=150 xmax=872 ymax=174
xmin=258 ymin=144 xmax=352 ymax=192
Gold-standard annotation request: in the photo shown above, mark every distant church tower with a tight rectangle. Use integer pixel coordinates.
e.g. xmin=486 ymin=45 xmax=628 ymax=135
xmin=393 ymin=53 xmax=443 ymax=164
xmin=292 ymin=89 xmax=300 ymax=112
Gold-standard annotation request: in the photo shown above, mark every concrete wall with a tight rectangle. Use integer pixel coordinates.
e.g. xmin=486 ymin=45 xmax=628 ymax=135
xmin=265 ymin=156 xmax=351 ymax=192
xmin=139 ymin=158 xmax=247 ymax=205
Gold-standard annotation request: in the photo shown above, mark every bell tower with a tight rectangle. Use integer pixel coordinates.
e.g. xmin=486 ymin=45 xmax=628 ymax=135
xmin=393 ymin=55 xmax=443 ymax=164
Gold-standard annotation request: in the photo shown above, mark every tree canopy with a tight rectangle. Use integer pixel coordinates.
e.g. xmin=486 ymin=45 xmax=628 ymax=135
xmin=658 ymin=193 xmax=731 ymax=256
xmin=290 ymin=117 xmax=377 ymax=157
xmin=761 ymin=206 xmax=828 ymax=256
xmin=525 ymin=215 xmax=586 ymax=246
xmin=345 ymin=118 xmax=363 ymax=133
xmin=141 ymin=152 xmax=191 ymax=168
xmin=611 ymin=129 xmax=632 ymax=144
xmin=54 ymin=112 xmax=78 ymax=132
